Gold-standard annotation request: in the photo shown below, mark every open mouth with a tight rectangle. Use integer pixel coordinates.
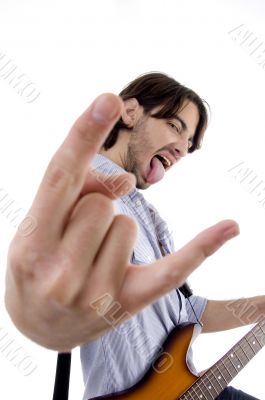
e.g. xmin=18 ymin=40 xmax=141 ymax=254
xmin=145 ymin=153 xmax=173 ymax=185
xmin=153 ymin=154 xmax=172 ymax=170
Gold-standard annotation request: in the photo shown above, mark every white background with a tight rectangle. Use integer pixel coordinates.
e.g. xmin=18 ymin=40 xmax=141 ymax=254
xmin=0 ymin=0 xmax=265 ymax=399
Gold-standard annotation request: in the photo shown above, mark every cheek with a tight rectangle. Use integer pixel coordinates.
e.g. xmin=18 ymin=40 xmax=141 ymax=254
xmin=151 ymin=133 xmax=173 ymax=150
xmin=149 ymin=123 xmax=173 ymax=145
xmin=135 ymin=123 xmax=171 ymax=156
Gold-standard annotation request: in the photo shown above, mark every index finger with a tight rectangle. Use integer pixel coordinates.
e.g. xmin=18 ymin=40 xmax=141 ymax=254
xmin=28 ymin=94 xmax=123 ymax=241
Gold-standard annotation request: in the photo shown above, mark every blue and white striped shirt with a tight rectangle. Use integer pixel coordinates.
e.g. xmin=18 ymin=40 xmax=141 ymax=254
xmin=80 ymin=154 xmax=207 ymax=400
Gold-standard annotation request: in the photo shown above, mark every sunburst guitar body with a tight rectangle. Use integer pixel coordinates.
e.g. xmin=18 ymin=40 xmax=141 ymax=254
xmin=90 ymin=319 xmax=265 ymax=400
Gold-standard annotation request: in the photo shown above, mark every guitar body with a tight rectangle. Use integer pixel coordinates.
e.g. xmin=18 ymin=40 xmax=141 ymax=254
xmin=90 ymin=324 xmax=200 ymax=400
xmin=89 ymin=317 xmax=265 ymax=399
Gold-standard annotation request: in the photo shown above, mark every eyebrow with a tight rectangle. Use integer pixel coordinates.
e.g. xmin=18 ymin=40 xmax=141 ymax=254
xmin=173 ymin=115 xmax=194 ymax=142
xmin=174 ymin=115 xmax=187 ymax=131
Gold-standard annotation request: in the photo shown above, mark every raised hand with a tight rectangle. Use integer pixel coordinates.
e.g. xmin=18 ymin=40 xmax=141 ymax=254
xmin=5 ymin=93 xmax=239 ymax=351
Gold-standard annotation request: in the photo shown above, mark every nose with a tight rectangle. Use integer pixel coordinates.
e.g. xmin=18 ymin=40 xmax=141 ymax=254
xmin=174 ymin=138 xmax=189 ymax=157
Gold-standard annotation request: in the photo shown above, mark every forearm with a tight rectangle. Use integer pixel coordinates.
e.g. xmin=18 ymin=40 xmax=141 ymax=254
xmin=201 ymin=295 xmax=265 ymax=333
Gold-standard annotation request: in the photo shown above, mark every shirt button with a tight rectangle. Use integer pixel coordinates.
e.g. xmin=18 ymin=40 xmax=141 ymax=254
xmin=135 ymin=199 xmax=141 ymax=207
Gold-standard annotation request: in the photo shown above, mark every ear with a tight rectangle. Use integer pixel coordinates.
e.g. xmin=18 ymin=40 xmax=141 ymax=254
xmin=121 ymin=98 xmax=140 ymax=127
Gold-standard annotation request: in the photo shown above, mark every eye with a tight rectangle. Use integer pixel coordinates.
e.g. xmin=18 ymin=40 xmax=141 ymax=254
xmin=168 ymin=121 xmax=181 ymax=132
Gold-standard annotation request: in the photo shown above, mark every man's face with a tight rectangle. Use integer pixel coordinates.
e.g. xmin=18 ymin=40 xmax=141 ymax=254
xmin=122 ymin=100 xmax=200 ymax=189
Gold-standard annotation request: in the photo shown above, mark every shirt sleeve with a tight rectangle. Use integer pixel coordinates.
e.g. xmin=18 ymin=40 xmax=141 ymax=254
xmin=185 ymin=295 xmax=208 ymax=323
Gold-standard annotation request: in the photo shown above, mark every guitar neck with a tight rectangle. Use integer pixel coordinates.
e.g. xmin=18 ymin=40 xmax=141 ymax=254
xmin=181 ymin=319 xmax=265 ymax=400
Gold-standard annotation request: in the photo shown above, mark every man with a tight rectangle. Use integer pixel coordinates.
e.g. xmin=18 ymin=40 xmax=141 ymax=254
xmin=80 ymin=73 xmax=264 ymax=400
xmin=6 ymin=72 xmax=259 ymax=399
xmin=5 ymin=83 xmax=240 ymax=351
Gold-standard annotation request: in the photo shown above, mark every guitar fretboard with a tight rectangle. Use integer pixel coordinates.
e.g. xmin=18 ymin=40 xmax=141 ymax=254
xmin=180 ymin=319 xmax=265 ymax=400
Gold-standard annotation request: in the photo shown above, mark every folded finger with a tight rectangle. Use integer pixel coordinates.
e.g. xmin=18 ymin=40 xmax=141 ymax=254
xmin=82 ymin=214 xmax=138 ymax=305
xmin=80 ymin=171 xmax=136 ymax=199
xmin=52 ymin=193 xmax=115 ymax=304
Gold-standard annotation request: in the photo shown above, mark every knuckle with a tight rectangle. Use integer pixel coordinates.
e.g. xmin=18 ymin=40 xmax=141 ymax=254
xmin=83 ymin=192 xmax=114 ymax=215
xmin=80 ymin=289 xmax=117 ymax=312
xmin=44 ymin=157 xmax=82 ymax=191
xmin=7 ymin=255 xmax=28 ymax=279
xmin=201 ymin=240 xmax=218 ymax=258
xmin=71 ymin=192 xmax=114 ymax=226
xmin=7 ymin=240 xmax=34 ymax=278
xmin=115 ymin=214 xmax=138 ymax=236
xmin=44 ymin=255 xmax=76 ymax=305
xmin=45 ymin=158 xmax=75 ymax=191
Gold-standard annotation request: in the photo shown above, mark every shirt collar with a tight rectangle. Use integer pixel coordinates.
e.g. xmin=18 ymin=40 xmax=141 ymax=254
xmin=91 ymin=153 xmax=140 ymax=201
xmin=91 ymin=153 xmax=126 ymax=175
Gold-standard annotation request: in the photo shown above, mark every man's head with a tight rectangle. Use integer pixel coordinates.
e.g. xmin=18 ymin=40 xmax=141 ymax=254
xmin=100 ymin=72 xmax=209 ymax=189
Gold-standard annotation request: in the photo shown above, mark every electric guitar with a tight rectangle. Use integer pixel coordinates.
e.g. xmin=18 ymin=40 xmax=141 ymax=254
xmin=90 ymin=318 xmax=265 ymax=400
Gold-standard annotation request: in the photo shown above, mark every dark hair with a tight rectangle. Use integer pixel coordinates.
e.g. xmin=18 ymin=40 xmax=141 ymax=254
xmin=103 ymin=72 xmax=209 ymax=153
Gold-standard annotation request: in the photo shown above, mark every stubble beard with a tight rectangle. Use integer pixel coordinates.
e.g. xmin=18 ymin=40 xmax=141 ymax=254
xmin=123 ymin=125 xmax=152 ymax=190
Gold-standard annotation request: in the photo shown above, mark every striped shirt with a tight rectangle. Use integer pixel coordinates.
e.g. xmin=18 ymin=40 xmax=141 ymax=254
xmin=80 ymin=154 xmax=207 ymax=400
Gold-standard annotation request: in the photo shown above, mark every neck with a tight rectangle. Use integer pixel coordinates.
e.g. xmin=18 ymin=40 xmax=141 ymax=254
xmin=99 ymin=146 xmax=126 ymax=170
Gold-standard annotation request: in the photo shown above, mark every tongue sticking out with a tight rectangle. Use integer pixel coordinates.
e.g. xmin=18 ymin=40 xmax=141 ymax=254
xmin=146 ymin=156 xmax=165 ymax=184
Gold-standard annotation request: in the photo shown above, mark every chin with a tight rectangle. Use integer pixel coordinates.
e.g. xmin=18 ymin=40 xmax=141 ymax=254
xmin=136 ymin=180 xmax=151 ymax=190
xmin=136 ymin=184 xmax=148 ymax=190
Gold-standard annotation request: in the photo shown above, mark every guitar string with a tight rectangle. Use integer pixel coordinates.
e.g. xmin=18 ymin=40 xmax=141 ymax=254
xmin=158 ymin=241 xmax=265 ymax=399
xmin=200 ymin=373 xmax=217 ymax=399
xmin=178 ymin=315 xmax=265 ymax=399
xmin=192 ymin=374 xmax=216 ymax=400
xmin=180 ymin=362 xmax=226 ymax=400
xmin=183 ymin=360 xmax=233 ymax=400
xmin=180 ymin=323 xmax=265 ymax=400
xmin=191 ymin=339 xmax=262 ymax=399
xmin=182 ymin=324 xmax=255 ymax=397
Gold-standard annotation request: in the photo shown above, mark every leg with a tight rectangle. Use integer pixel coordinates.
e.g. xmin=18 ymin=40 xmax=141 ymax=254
xmin=216 ymin=386 xmax=260 ymax=400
